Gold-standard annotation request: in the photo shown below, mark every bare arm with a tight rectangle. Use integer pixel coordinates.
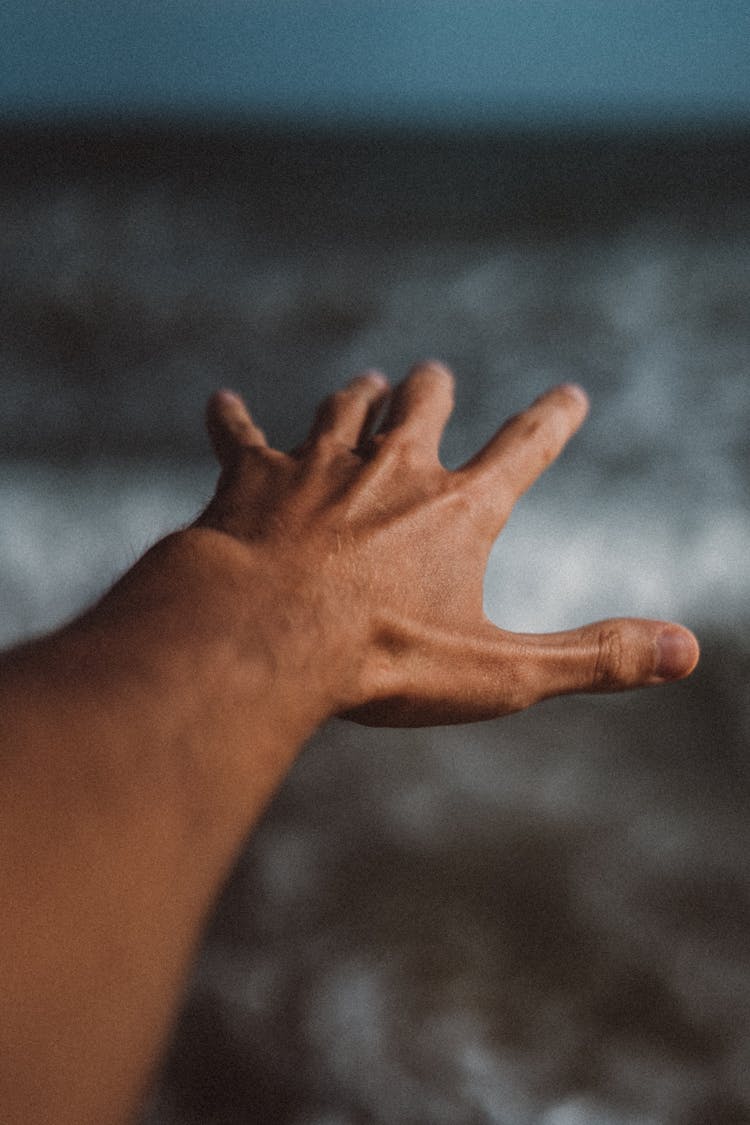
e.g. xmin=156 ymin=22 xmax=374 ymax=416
xmin=0 ymin=363 xmax=698 ymax=1124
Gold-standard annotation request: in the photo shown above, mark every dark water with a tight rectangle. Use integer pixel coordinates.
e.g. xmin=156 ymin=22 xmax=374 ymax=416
xmin=1 ymin=123 xmax=749 ymax=1124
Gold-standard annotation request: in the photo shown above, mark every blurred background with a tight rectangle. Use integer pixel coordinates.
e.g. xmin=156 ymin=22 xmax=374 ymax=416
xmin=1 ymin=3 xmax=749 ymax=1123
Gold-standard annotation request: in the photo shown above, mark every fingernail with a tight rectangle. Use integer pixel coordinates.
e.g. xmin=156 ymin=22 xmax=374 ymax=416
xmin=355 ymin=370 xmax=389 ymax=388
xmin=412 ymin=358 xmax=453 ymax=377
xmin=559 ymin=382 xmax=589 ymax=408
xmin=655 ymin=627 xmax=699 ymax=681
xmin=215 ymin=389 xmax=241 ymax=404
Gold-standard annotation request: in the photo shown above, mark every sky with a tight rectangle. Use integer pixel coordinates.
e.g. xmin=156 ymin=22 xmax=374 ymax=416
xmin=1 ymin=0 xmax=749 ymax=126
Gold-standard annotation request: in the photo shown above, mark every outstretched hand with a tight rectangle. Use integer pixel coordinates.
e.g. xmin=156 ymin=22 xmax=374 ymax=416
xmin=197 ymin=361 xmax=698 ymax=727
xmin=0 ymin=360 xmax=701 ymax=1125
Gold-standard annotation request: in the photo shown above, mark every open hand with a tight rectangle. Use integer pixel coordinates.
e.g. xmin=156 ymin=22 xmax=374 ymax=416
xmin=197 ymin=361 xmax=699 ymax=726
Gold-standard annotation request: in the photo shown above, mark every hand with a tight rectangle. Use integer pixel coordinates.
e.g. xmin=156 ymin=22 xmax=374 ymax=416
xmin=197 ymin=361 xmax=699 ymax=727
xmin=0 ymin=360 xmax=700 ymax=1125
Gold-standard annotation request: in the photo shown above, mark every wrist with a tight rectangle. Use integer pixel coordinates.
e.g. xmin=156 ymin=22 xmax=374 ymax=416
xmin=4 ymin=527 xmax=340 ymax=865
xmin=158 ymin=525 xmax=344 ymax=723
xmin=101 ymin=527 xmax=338 ymax=811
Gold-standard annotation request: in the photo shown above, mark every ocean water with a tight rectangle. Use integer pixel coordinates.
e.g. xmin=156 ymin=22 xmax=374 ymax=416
xmin=2 ymin=206 xmax=748 ymax=646
xmin=1 ymin=125 xmax=749 ymax=1124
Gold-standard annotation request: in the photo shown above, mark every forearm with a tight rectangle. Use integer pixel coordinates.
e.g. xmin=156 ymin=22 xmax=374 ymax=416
xmin=0 ymin=528 xmax=328 ymax=1125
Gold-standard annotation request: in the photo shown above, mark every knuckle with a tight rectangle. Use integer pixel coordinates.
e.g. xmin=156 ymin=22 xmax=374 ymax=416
xmin=381 ymin=428 xmax=422 ymax=460
xmin=444 ymin=475 xmax=488 ymax=524
xmin=507 ymin=407 xmax=569 ymax=466
xmin=592 ymin=626 xmax=624 ymax=690
xmin=452 ymin=470 xmax=512 ymax=533
xmin=314 ymin=427 xmax=344 ymax=450
xmin=308 ymin=433 xmax=350 ymax=465
xmin=517 ymin=414 xmax=543 ymax=441
xmin=497 ymin=410 xmax=526 ymax=443
xmin=330 ymin=388 xmax=351 ymax=408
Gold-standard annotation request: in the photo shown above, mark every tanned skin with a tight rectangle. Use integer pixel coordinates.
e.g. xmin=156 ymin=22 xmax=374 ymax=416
xmin=0 ymin=362 xmax=699 ymax=1124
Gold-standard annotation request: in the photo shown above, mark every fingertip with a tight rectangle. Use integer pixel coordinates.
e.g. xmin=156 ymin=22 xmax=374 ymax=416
xmin=409 ymin=358 xmax=455 ymax=383
xmin=204 ymin=387 xmax=268 ymax=463
xmin=531 ymin=381 xmax=589 ymax=415
xmin=206 ymin=388 xmax=242 ymax=419
xmin=654 ymin=625 xmax=700 ymax=682
xmin=349 ymin=369 xmax=390 ymax=391
xmin=558 ymin=382 xmax=590 ymax=413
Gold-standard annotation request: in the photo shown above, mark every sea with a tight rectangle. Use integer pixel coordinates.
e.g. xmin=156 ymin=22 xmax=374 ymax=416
xmin=1 ymin=122 xmax=749 ymax=1125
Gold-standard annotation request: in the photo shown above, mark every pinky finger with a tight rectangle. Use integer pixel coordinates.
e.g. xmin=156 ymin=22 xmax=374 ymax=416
xmin=205 ymin=389 xmax=268 ymax=469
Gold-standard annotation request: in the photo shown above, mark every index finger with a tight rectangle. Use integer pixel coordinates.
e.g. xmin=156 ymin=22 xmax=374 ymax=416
xmin=457 ymin=383 xmax=589 ymax=520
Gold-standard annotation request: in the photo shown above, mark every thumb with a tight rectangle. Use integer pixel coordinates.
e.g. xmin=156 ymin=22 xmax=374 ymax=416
xmin=514 ymin=618 xmax=700 ymax=705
